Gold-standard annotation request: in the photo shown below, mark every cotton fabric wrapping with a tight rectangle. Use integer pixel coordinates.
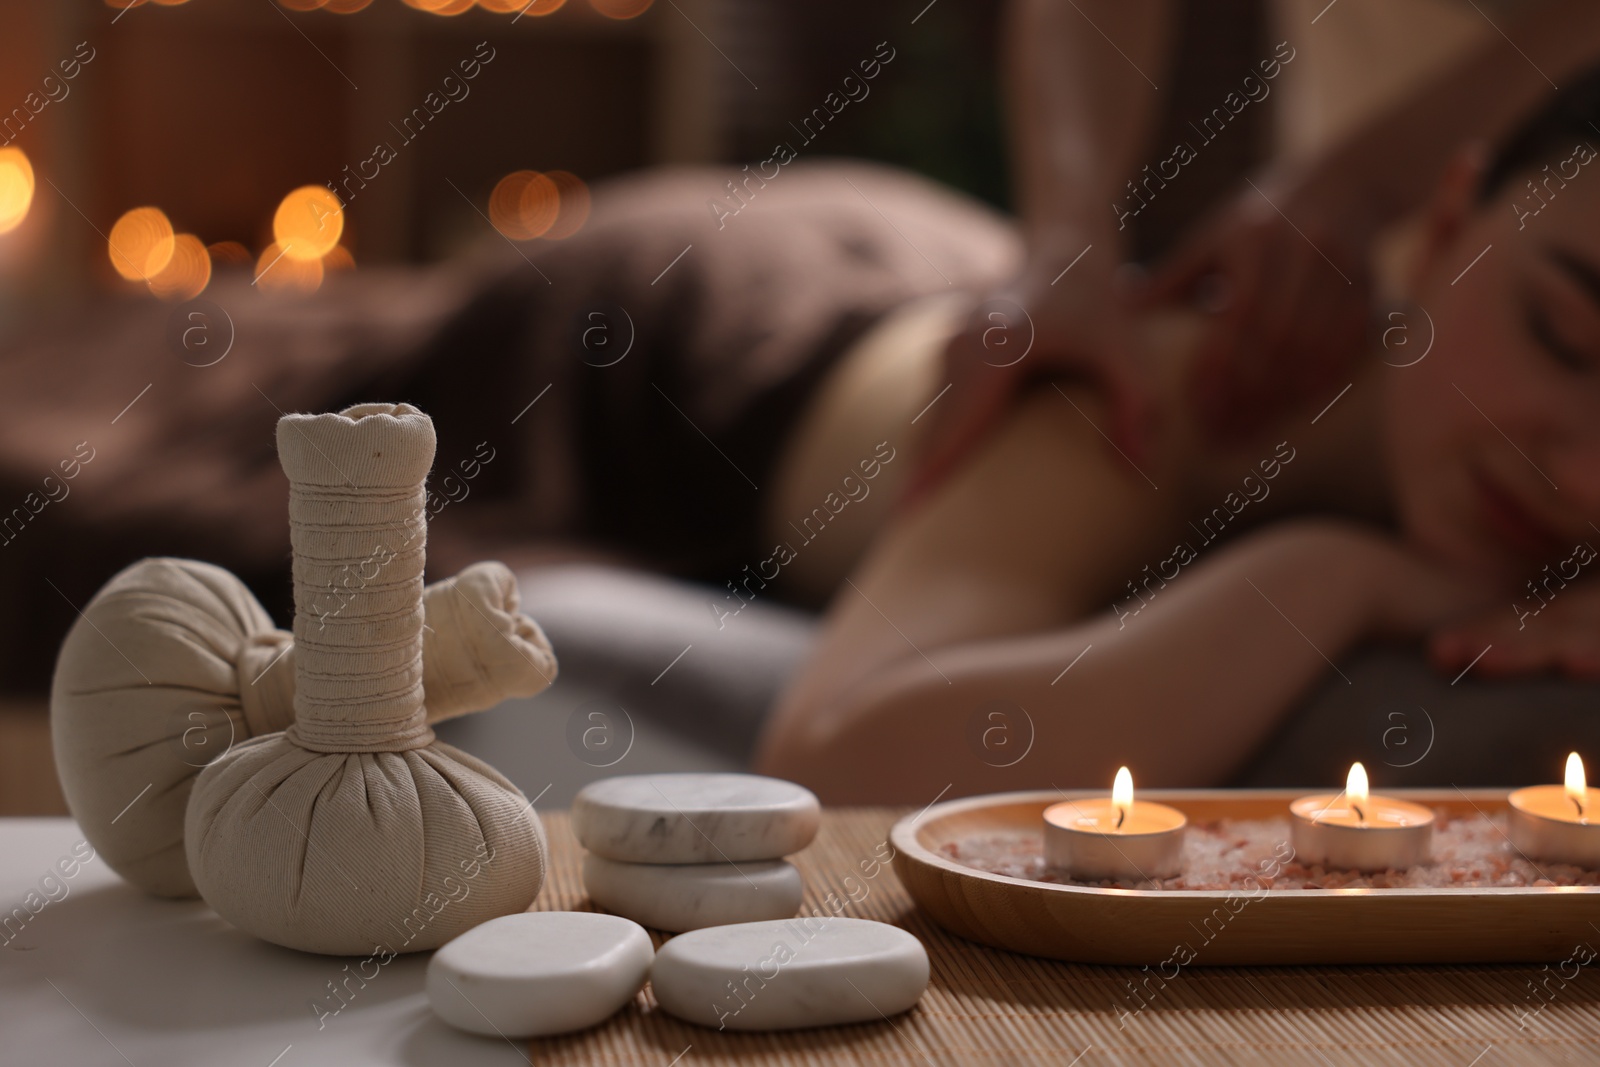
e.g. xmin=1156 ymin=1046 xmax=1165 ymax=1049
xmin=185 ymin=403 xmax=545 ymax=955
xmin=49 ymin=558 xmax=556 ymax=900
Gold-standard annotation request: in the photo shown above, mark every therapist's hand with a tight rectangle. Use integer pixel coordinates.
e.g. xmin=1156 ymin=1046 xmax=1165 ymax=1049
xmin=909 ymin=248 xmax=1153 ymax=501
xmin=1137 ymin=172 xmax=1373 ymax=442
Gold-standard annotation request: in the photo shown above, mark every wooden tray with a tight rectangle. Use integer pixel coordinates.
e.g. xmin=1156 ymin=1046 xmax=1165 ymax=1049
xmin=890 ymin=788 xmax=1600 ymax=965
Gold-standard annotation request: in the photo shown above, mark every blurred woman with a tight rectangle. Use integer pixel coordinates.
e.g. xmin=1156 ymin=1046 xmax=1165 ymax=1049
xmin=756 ymin=71 xmax=1600 ymax=800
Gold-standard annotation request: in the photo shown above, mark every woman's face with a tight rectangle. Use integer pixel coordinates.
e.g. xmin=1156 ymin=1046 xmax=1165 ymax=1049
xmin=1386 ymin=160 xmax=1600 ymax=585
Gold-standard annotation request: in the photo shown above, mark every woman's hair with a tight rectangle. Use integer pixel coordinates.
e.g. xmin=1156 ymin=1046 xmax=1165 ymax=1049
xmin=1481 ymin=63 xmax=1600 ymax=199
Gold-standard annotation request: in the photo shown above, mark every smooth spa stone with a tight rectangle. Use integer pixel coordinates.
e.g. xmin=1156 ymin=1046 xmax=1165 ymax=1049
xmin=426 ymin=912 xmax=653 ymax=1038
xmin=650 ymin=917 xmax=930 ymax=1031
xmin=583 ymin=853 xmax=805 ymax=932
xmin=572 ymin=773 xmax=821 ymax=864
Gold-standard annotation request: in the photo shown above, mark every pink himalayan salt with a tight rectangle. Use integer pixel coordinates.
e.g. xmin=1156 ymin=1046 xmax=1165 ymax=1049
xmin=940 ymin=810 xmax=1600 ymax=890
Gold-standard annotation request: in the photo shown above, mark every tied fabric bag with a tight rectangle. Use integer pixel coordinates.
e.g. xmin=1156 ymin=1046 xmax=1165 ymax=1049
xmin=51 ymin=558 xmax=557 ymax=900
xmin=185 ymin=403 xmax=546 ymax=954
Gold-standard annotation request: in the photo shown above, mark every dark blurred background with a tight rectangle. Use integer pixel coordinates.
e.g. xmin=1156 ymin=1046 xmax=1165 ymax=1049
xmin=0 ymin=0 xmax=1005 ymax=322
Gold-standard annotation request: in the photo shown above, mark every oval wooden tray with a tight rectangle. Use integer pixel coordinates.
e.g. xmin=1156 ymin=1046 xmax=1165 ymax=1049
xmin=890 ymin=788 xmax=1600 ymax=965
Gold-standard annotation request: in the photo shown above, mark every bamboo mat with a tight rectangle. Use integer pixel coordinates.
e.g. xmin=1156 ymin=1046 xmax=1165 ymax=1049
xmin=528 ymin=809 xmax=1600 ymax=1066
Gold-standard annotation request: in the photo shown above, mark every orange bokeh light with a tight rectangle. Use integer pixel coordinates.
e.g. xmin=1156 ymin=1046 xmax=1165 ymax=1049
xmin=108 ymin=207 xmax=176 ymax=282
xmin=273 ymin=185 xmax=344 ymax=262
xmin=256 ymin=241 xmax=324 ymax=295
xmin=489 ymin=171 xmax=560 ymax=241
xmin=589 ymin=0 xmax=652 ymax=18
xmin=147 ymin=234 xmax=212 ymax=301
xmin=401 ymin=0 xmax=473 ymax=11
xmin=0 ymin=147 xmax=35 ymax=237
xmin=545 ymin=171 xmax=591 ymax=240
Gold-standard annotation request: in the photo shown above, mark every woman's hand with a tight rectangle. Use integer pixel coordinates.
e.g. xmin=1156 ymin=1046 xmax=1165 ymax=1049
xmin=1136 ymin=170 xmax=1374 ymax=442
xmin=1430 ymin=579 xmax=1600 ymax=680
xmin=909 ymin=242 xmax=1153 ymax=499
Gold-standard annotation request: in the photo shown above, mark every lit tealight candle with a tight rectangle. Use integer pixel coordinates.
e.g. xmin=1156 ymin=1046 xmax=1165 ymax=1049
xmin=1290 ymin=762 xmax=1433 ymax=872
xmin=1044 ymin=767 xmax=1187 ymax=880
xmin=1508 ymin=752 xmax=1600 ymax=869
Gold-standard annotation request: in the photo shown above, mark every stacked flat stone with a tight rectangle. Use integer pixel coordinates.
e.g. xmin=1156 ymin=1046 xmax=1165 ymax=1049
xmin=572 ymin=773 xmax=820 ymax=933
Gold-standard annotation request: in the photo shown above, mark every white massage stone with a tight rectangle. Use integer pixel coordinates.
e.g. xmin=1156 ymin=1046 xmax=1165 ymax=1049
xmin=427 ymin=912 xmax=653 ymax=1037
xmin=572 ymin=773 xmax=821 ymax=863
xmin=583 ymin=853 xmax=804 ymax=932
xmin=650 ymin=917 xmax=929 ymax=1031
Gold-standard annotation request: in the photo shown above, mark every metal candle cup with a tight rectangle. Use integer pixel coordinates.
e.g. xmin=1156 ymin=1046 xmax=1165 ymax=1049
xmin=1044 ymin=767 xmax=1186 ymax=881
xmin=1289 ymin=763 xmax=1433 ymax=872
xmin=1507 ymin=753 xmax=1600 ymax=869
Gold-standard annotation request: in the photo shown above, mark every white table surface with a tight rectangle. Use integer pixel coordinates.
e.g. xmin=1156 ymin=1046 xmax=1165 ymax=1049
xmin=0 ymin=818 xmax=528 ymax=1067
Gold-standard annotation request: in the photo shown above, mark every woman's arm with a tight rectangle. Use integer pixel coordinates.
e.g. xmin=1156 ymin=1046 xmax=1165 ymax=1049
xmin=770 ymin=386 xmax=1179 ymax=752
xmin=755 ymin=392 xmax=1491 ymax=803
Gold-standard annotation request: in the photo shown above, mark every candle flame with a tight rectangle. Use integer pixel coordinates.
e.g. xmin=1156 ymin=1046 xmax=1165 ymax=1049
xmin=1347 ymin=762 xmax=1369 ymax=824
xmin=1567 ymin=752 xmax=1587 ymax=818
xmin=1112 ymin=766 xmax=1133 ymax=829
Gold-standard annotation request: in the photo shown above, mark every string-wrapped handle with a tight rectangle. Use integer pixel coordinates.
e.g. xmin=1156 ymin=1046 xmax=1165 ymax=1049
xmin=278 ymin=402 xmax=436 ymax=752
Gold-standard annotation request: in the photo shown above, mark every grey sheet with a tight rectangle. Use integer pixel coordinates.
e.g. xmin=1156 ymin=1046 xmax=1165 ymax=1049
xmin=1232 ymin=647 xmax=1600 ymax=789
